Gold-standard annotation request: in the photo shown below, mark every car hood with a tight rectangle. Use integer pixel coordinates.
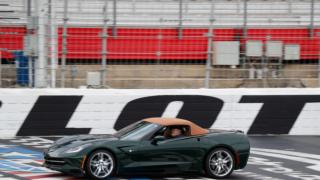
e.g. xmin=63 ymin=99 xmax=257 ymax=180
xmin=50 ymin=134 xmax=118 ymax=150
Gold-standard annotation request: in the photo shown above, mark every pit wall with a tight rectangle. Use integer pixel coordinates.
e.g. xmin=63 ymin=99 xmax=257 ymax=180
xmin=0 ymin=88 xmax=319 ymax=136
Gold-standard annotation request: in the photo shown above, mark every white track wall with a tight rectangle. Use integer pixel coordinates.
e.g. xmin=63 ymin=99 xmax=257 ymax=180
xmin=0 ymin=88 xmax=319 ymax=136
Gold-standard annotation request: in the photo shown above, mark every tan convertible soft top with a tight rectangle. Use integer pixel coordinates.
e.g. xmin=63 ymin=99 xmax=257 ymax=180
xmin=144 ymin=117 xmax=209 ymax=136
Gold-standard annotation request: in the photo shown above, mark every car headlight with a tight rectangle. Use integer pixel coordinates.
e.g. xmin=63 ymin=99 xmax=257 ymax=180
xmin=65 ymin=144 xmax=92 ymax=154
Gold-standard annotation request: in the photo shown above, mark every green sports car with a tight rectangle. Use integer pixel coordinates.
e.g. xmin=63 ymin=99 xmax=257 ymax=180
xmin=43 ymin=118 xmax=250 ymax=179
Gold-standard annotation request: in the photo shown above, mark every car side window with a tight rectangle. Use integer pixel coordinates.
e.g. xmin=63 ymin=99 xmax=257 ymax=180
xmin=150 ymin=126 xmax=167 ymax=139
xmin=151 ymin=125 xmax=191 ymax=140
xmin=120 ymin=123 xmax=161 ymax=141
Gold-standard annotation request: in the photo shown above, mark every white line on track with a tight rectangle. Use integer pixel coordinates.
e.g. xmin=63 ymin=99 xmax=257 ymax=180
xmin=0 ymin=173 xmax=19 ymax=180
xmin=252 ymin=148 xmax=320 ymax=160
xmin=251 ymin=150 xmax=320 ymax=172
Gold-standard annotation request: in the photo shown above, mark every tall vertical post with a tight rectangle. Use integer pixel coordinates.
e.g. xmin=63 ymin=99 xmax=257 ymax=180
xmin=288 ymin=0 xmax=293 ymax=14
xmin=318 ymin=32 xmax=320 ymax=87
xmin=101 ymin=0 xmax=109 ymax=87
xmin=27 ymin=0 xmax=33 ymax=87
xmin=48 ymin=0 xmax=57 ymax=88
xmin=61 ymin=0 xmax=68 ymax=88
xmin=112 ymin=0 xmax=117 ymax=36
xmin=157 ymin=18 xmax=163 ymax=65
xmin=35 ymin=0 xmax=48 ymax=88
xmin=262 ymin=36 xmax=271 ymax=88
xmin=27 ymin=0 xmax=32 ymax=27
xmin=178 ymin=0 xmax=183 ymax=40
xmin=243 ymin=0 xmax=248 ymax=67
xmin=310 ymin=0 xmax=315 ymax=37
xmin=154 ymin=18 xmax=163 ymax=88
xmin=204 ymin=0 xmax=214 ymax=88
xmin=243 ymin=0 xmax=248 ymax=38
xmin=0 ymin=51 xmax=2 ymax=87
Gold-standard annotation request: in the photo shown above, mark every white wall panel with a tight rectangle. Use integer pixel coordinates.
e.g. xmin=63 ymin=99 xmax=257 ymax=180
xmin=0 ymin=88 xmax=319 ymax=136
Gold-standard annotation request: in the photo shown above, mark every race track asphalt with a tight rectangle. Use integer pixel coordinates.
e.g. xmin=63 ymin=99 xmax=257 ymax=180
xmin=0 ymin=136 xmax=319 ymax=180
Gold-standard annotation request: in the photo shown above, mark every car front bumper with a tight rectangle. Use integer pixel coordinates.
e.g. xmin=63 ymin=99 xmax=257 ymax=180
xmin=43 ymin=153 xmax=85 ymax=176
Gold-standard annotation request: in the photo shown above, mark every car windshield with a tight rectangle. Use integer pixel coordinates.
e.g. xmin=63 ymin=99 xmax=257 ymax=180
xmin=113 ymin=121 xmax=161 ymax=141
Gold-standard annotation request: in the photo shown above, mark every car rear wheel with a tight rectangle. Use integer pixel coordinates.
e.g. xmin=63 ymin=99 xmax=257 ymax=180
xmin=86 ymin=150 xmax=115 ymax=179
xmin=205 ymin=148 xmax=235 ymax=179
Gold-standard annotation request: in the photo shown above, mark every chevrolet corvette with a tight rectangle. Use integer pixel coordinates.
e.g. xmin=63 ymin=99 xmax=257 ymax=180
xmin=43 ymin=118 xmax=250 ymax=179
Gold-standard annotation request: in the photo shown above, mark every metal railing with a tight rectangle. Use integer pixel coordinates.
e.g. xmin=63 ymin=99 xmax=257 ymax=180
xmin=0 ymin=0 xmax=319 ymax=88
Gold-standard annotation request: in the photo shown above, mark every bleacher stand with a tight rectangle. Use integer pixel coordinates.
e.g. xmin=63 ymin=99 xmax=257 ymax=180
xmin=0 ymin=0 xmax=320 ymax=88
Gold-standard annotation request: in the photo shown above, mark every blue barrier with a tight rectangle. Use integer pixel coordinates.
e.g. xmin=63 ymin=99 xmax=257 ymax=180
xmin=13 ymin=51 xmax=29 ymax=86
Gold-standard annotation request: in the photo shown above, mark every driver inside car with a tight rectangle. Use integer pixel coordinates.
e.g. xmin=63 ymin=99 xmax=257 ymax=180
xmin=163 ymin=127 xmax=185 ymax=139
xmin=171 ymin=128 xmax=184 ymax=138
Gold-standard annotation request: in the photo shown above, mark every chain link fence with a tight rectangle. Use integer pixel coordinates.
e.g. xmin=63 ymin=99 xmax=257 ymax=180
xmin=0 ymin=0 xmax=320 ymax=88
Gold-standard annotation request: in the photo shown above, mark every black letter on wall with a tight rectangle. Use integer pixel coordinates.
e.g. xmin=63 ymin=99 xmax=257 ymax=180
xmin=114 ymin=95 xmax=224 ymax=130
xmin=17 ymin=96 xmax=91 ymax=136
xmin=240 ymin=95 xmax=320 ymax=134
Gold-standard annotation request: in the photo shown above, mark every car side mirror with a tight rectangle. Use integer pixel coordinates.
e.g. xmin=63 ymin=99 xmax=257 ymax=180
xmin=151 ymin=136 xmax=165 ymax=145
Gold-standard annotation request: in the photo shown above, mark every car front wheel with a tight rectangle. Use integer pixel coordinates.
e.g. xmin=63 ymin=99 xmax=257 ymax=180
xmin=86 ymin=150 xmax=115 ymax=179
xmin=205 ymin=148 xmax=235 ymax=179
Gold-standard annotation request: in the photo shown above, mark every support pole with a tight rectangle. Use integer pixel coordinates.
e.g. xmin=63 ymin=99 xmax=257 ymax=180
xmin=48 ymin=0 xmax=57 ymax=88
xmin=27 ymin=0 xmax=33 ymax=87
xmin=35 ymin=0 xmax=48 ymax=88
xmin=318 ymin=32 xmax=320 ymax=87
xmin=263 ymin=36 xmax=271 ymax=88
xmin=178 ymin=0 xmax=183 ymax=40
xmin=310 ymin=0 xmax=315 ymax=37
xmin=243 ymin=0 xmax=248 ymax=67
xmin=101 ymin=0 xmax=109 ymax=87
xmin=0 ymin=51 xmax=2 ymax=87
xmin=243 ymin=0 xmax=248 ymax=38
xmin=112 ymin=0 xmax=117 ymax=36
xmin=204 ymin=0 xmax=214 ymax=88
xmin=61 ymin=0 xmax=68 ymax=88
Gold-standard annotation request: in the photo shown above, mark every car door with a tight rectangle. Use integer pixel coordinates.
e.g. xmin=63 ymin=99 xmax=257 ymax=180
xmin=130 ymin=135 xmax=207 ymax=173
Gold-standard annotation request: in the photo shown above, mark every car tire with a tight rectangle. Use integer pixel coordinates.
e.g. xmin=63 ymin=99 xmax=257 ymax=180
xmin=205 ymin=148 xmax=235 ymax=179
xmin=85 ymin=150 xmax=116 ymax=179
